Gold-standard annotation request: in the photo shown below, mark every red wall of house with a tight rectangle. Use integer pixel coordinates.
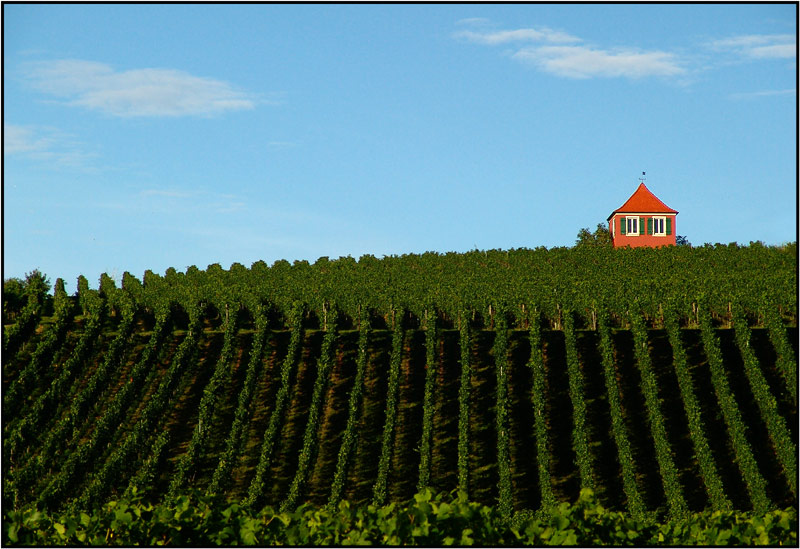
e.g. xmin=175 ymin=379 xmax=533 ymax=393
xmin=610 ymin=214 xmax=677 ymax=248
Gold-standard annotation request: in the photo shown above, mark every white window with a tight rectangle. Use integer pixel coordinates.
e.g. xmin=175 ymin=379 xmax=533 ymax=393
xmin=653 ymin=216 xmax=666 ymax=236
xmin=625 ymin=216 xmax=639 ymax=235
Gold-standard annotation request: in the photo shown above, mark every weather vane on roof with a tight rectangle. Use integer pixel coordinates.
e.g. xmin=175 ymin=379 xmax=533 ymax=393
xmin=639 ymin=171 xmax=646 ymax=184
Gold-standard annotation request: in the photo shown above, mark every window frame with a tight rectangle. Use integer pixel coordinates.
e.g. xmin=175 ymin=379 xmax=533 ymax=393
xmin=652 ymin=216 xmax=667 ymax=236
xmin=625 ymin=216 xmax=639 ymax=236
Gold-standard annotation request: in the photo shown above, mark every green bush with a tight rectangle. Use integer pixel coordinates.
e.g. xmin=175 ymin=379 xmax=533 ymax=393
xmin=5 ymin=488 xmax=796 ymax=546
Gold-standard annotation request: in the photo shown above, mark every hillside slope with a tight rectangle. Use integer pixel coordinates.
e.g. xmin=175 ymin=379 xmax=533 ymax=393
xmin=3 ymin=244 xmax=797 ymax=517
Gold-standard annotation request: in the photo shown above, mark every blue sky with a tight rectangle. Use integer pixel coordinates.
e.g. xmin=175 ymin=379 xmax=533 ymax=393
xmin=3 ymin=4 xmax=796 ymax=290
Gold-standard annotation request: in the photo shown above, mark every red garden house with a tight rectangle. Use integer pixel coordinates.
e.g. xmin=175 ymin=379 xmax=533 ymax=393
xmin=607 ymin=183 xmax=678 ymax=248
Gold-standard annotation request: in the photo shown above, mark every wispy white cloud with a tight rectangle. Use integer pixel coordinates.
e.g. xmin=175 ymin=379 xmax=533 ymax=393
xmin=215 ymin=201 xmax=247 ymax=214
xmin=730 ymin=88 xmax=796 ymax=100
xmin=709 ymin=34 xmax=796 ymax=59
xmin=24 ymin=59 xmax=258 ymax=117
xmin=3 ymin=123 xmax=97 ymax=168
xmin=455 ymin=21 xmax=684 ymax=80
xmin=455 ymin=27 xmax=580 ymax=45
xmin=4 ymin=124 xmax=52 ymax=154
xmin=749 ymin=44 xmax=796 ymax=59
xmin=455 ymin=21 xmax=796 ymax=81
xmin=513 ymin=45 xmax=685 ymax=79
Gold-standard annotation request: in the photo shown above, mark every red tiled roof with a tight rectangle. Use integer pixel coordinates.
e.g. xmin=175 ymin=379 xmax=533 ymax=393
xmin=608 ymin=183 xmax=678 ymax=218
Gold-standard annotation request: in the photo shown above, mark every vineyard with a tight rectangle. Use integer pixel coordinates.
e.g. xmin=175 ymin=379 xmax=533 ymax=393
xmin=2 ymin=244 xmax=797 ymax=533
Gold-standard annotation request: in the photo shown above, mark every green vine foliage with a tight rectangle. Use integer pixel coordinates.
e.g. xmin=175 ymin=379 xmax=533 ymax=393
xmin=207 ymin=310 xmax=269 ymax=497
xmin=328 ymin=306 xmax=371 ymax=509
xmin=628 ymin=311 xmax=688 ymax=518
xmin=2 ymin=296 xmax=75 ymax=419
xmin=9 ymin=244 xmax=796 ymax=336
xmin=4 ymin=297 xmax=99 ymax=508
xmin=124 ymin=431 xmax=171 ymax=500
xmin=526 ymin=308 xmax=556 ymax=510
xmin=456 ymin=310 xmax=472 ymax=496
xmin=596 ymin=309 xmax=646 ymax=520
xmin=761 ymin=300 xmax=797 ymax=403
xmin=5 ymin=488 xmax=796 ymax=547
xmin=169 ymin=307 xmax=241 ymax=498
xmin=2 ymin=299 xmax=42 ymax=360
xmin=416 ymin=311 xmax=438 ymax=492
xmin=662 ymin=306 xmax=731 ymax=511
xmin=76 ymin=312 xmax=203 ymax=509
xmin=731 ymin=306 xmax=797 ymax=496
xmin=562 ymin=310 xmax=594 ymax=491
xmin=244 ymin=302 xmax=305 ymax=509
xmin=36 ymin=305 xmax=173 ymax=511
xmin=5 ymin=295 xmax=108 ymax=463
xmin=493 ymin=312 xmax=513 ymax=518
xmin=40 ymin=304 xmax=168 ymax=470
xmin=697 ymin=302 xmax=771 ymax=513
xmin=3 ymin=245 xmax=796 ymax=517
xmin=371 ymin=309 xmax=404 ymax=507
xmin=282 ymin=310 xmax=339 ymax=511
